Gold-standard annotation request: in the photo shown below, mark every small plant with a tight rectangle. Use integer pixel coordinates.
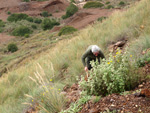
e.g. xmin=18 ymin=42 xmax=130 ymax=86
xmin=106 ymin=5 xmax=114 ymax=9
xmin=7 ymin=13 xmax=28 ymax=22
xmin=55 ymin=10 xmax=59 ymax=13
xmin=119 ymin=1 xmax=125 ymax=6
xmin=31 ymin=25 xmax=37 ymax=29
xmin=105 ymin=1 xmax=110 ymax=5
xmin=34 ymin=18 xmax=42 ymax=24
xmin=23 ymin=0 xmax=30 ymax=2
xmin=70 ymin=0 xmax=75 ymax=3
xmin=62 ymin=3 xmax=78 ymax=19
xmin=12 ymin=26 xmax=32 ymax=36
xmin=79 ymin=50 xmax=140 ymax=96
xmin=60 ymin=94 xmax=91 ymax=113
xmin=41 ymin=18 xmax=60 ymax=30
xmin=7 ymin=43 xmax=18 ymax=53
xmin=92 ymin=96 xmax=101 ymax=103
xmin=58 ymin=26 xmax=77 ymax=36
xmin=137 ymin=52 xmax=150 ymax=67
xmin=24 ymin=34 xmax=30 ymax=38
xmin=0 ymin=19 xmax=5 ymax=27
xmin=7 ymin=11 xmax=11 ymax=15
xmin=26 ymin=17 xmax=34 ymax=22
xmin=83 ymin=1 xmax=104 ymax=8
xmin=49 ymin=13 xmax=52 ymax=16
xmin=41 ymin=11 xmax=49 ymax=17
xmin=97 ymin=16 xmax=107 ymax=22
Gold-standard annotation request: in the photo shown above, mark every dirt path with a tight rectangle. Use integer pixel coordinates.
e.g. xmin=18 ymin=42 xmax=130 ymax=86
xmin=0 ymin=33 xmax=15 ymax=44
xmin=63 ymin=8 xmax=120 ymax=29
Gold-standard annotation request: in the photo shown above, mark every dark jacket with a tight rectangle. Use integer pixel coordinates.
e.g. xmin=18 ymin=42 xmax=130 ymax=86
xmin=81 ymin=45 xmax=105 ymax=67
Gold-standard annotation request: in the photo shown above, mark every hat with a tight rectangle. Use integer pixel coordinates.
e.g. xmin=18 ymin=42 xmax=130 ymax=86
xmin=91 ymin=45 xmax=100 ymax=53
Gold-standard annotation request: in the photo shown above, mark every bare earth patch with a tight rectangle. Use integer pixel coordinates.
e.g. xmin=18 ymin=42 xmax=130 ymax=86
xmin=0 ymin=33 xmax=15 ymax=44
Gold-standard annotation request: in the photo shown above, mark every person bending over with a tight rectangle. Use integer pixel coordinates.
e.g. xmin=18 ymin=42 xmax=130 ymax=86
xmin=82 ymin=45 xmax=105 ymax=72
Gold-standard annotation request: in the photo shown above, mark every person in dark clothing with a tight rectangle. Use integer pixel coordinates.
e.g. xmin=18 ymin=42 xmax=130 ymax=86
xmin=82 ymin=45 xmax=105 ymax=71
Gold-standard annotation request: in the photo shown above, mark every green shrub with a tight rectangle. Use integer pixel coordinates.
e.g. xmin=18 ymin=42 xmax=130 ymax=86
xmin=7 ymin=13 xmax=28 ymax=22
xmin=41 ymin=18 xmax=60 ymax=30
xmin=79 ymin=50 xmax=140 ymax=96
xmin=137 ymin=52 xmax=150 ymax=67
xmin=62 ymin=3 xmax=78 ymax=19
xmin=119 ymin=1 xmax=125 ymax=6
xmin=41 ymin=11 xmax=49 ymax=17
xmin=7 ymin=43 xmax=18 ymax=53
xmin=83 ymin=1 xmax=104 ymax=8
xmin=31 ymin=25 xmax=37 ymax=29
xmin=106 ymin=5 xmax=114 ymax=9
xmin=70 ymin=0 xmax=75 ymax=3
xmin=24 ymin=34 xmax=30 ymax=38
xmin=58 ymin=26 xmax=77 ymax=36
xmin=49 ymin=13 xmax=52 ymax=16
xmin=12 ymin=26 xmax=32 ymax=36
xmin=7 ymin=11 xmax=11 ymax=15
xmin=34 ymin=18 xmax=42 ymax=24
xmin=0 ymin=28 xmax=3 ymax=33
xmin=97 ymin=16 xmax=107 ymax=22
xmin=26 ymin=17 xmax=34 ymax=22
xmin=23 ymin=0 xmax=30 ymax=2
xmin=105 ymin=1 xmax=110 ymax=4
xmin=0 ymin=19 xmax=5 ymax=27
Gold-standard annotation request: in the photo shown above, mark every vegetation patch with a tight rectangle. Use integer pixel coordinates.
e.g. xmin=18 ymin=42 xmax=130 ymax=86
xmin=79 ymin=50 xmax=141 ymax=96
xmin=58 ymin=26 xmax=77 ymax=36
xmin=106 ymin=5 xmax=114 ymax=9
xmin=83 ymin=1 xmax=104 ymax=8
xmin=7 ymin=13 xmax=28 ymax=22
xmin=41 ymin=18 xmax=60 ymax=30
xmin=97 ymin=16 xmax=107 ymax=22
xmin=119 ymin=1 xmax=125 ymax=6
xmin=26 ymin=17 xmax=34 ymax=22
xmin=34 ymin=18 xmax=42 ymax=24
xmin=62 ymin=3 xmax=78 ymax=19
xmin=7 ymin=43 xmax=18 ymax=53
xmin=12 ymin=26 xmax=32 ymax=36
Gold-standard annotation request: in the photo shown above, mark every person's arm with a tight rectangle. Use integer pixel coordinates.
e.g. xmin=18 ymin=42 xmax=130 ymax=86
xmin=98 ymin=50 xmax=105 ymax=63
xmin=99 ymin=50 xmax=105 ymax=59
xmin=81 ymin=50 xmax=89 ymax=67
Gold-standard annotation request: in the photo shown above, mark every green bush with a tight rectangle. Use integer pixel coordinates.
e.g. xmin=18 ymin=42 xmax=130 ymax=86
xmin=62 ymin=3 xmax=78 ymax=19
xmin=106 ymin=5 xmax=114 ymax=9
xmin=79 ymin=50 xmax=140 ymax=96
xmin=119 ymin=1 xmax=125 ymax=6
xmin=7 ymin=11 xmax=11 ymax=15
xmin=26 ymin=17 xmax=34 ymax=22
xmin=7 ymin=43 xmax=18 ymax=53
xmin=41 ymin=18 xmax=60 ymax=30
xmin=58 ymin=26 xmax=77 ymax=36
xmin=34 ymin=18 xmax=42 ymax=24
xmin=23 ymin=0 xmax=30 ymax=2
xmin=7 ymin=13 xmax=28 ymax=22
xmin=31 ymin=25 xmax=37 ymax=29
xmin=24 ymin=34 xmax=30 ymax=38
xmin=0 ymin=28 xmax=3 ymax=33
xmin=105 ymin=1 xmax=110 ymax=4
xmin=70 ymin=0 xmax=75 ymax=3
xmin=83 ymin=1 xmax=104 ymax=8
xmin=41 ymin=11 xmax=49 ymax=17
xmin=0 ymin=19 xmax=5 ymax=27
xmin=97 ymin=16 xmax=107 ymax=22
xmin=49 ymin=13 xmax=52 ymax=16
xmin=137 ymin=52 xmax=150 ymax=67
xmin=12 ymin=26 xmax=32 ymax=36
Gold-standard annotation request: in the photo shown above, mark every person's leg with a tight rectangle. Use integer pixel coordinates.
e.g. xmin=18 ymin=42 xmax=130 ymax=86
xmin=86 ymin=57 xmax=92 ymax=70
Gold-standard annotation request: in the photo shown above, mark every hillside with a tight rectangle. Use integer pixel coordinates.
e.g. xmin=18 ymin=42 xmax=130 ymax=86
xmin=0 ymin=0 xmax=150 ymax=113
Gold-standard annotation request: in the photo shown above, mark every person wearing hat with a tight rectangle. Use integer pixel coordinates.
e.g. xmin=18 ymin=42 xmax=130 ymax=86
xmin=82 ymin=45 xmax=105 ymax=72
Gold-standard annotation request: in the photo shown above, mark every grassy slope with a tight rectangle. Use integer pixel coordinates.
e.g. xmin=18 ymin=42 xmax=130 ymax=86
xmin=0 ymin=0 xmax=150 ymax=112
